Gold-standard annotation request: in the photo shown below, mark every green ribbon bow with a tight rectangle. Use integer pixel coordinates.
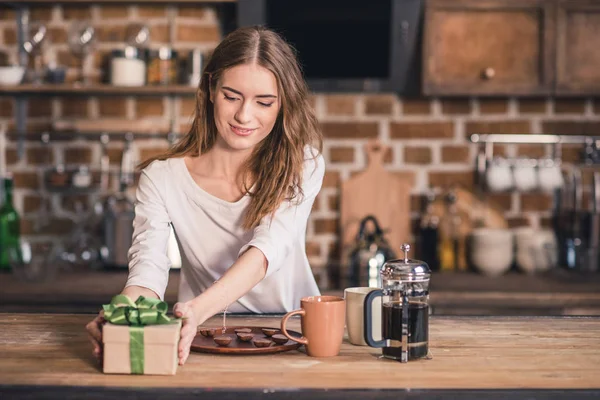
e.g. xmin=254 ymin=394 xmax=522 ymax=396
xmin=103 ymin=295 xmax=178 ymax=374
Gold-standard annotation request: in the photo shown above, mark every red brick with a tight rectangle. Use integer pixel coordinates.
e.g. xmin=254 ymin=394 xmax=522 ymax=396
xmin=325 ymin=95 xmax=357 ymax=116
xmin=100 ymin=6 xmax=129 ymax=19
xmin=390 ymin=122 xmax=454 ymax=139
xmin=441 ymin=145 xmax=470 ymax=163
xmin=314 ymin=218 xmax=338 ymax=235
xmin=13 ymin=172 xmax=39 ymax=189
xmin=177 ymin=6 xmax=208 ymax=18
xmin=27 ymin=218 xmax=74 ymax=235
xmin=402 ymin=99 xmax=431 ymax=115
xmin=465 ymin=121 xmax=531 ymax=135
xmin=323 ymin=171 xmax=340 ymax=188
xmin=507 ymin=217 xmax=530 ymax=228
xmin=176 ymin=25 xmax=220 ymax=42
xmin=180 ymin=98 xmax=197 ymax=116
xmin=328 ymin=193 xmax=339 ymax=211
xmin=0 ymin=98 xmax=13 ymax=117
xmin=543 ymin=121 xmax=600 ymax=136
xmin=0 ymin=7 xmax=15 ymax=20
xmin=139 ymin=146 xmax=169 ymax=162
xmin=516 ymin=144 xmax=546 ymax=159
xmin=27 ymin=98 xmax=53 ymax=118
xmin=62 ymin=6 xmax=92 ymax=20
xmin=479 ymin=99 xmax=508 ymax=114
xmin=138 ymin=5 xmax=166 ymax=17
xmin=97 ymin=25 xmax=126 ymax=43
xmin=518 ymin=98 xmax=547 ymax=114
xmin=26 ymin=148 xmax=53 ymax=165
xmin=136 ymin=98 xmax=164 ymax=117
xmin=48 ymin=27 xmax=67 ymax=44
xmin=30 ymin=7 xmax=53 ymax=21
xmin=150 ymin=25 xmax=170 ymax=43
xmin=107 ymin=147 xmax=124 ymax=166
xmin=329 ymin=147 xmax=354 ymax=163
xmin=560 ymin=144 xmax=583 ymax=164
xmin=404 ymin=146 xmax=431 ymax=164
xmin=61 ymin=98 xmax=88 ymax=118
xmin=6 ymin=149 xmax=18 ymax=166
xmin=3 ymin=27 xmax=16 ymax=45
xmin=98 ymin=97 xmax=128 ymax=117
xmin=441 ymin=99 xmax=471 ymax=115
xmin=521 ymin=193 xmax=553 ymax=212
xmin=305 ymin=241 xmax=321 ymax=258
xmin=554 ymin=99 xmax=586 ymax=114
xmin=428 ymin=171 xmax=474 ymax=190
xmin=487 ymin=193 xmax=512 ymax=211
xmin=65 ymin=147 xmax=92 ymax=164
xmin=365 ymin=95 xmax=395 ymax=115
xmin=23 ymin=195 xmax=44 ymax=213
xmin=321 ymin=122 xmax=378 ymax=139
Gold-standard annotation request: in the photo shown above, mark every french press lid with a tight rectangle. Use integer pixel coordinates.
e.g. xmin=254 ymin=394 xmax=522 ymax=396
xmin=380 ymin=243 xmax=431 ymax=283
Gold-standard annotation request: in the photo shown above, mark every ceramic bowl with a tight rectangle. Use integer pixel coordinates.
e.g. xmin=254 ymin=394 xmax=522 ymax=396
xmin=0 ymin=66 xmax=25 ymax=85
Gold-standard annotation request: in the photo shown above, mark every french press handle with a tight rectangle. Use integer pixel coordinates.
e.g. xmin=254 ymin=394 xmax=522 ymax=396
xmin=363 ymin=289 xmax=385 ymax=348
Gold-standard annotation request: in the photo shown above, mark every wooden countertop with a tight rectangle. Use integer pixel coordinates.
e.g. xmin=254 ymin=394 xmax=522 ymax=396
xmin=2 ymin=269 xmax=600 ymax=315
xmin=0 ymin=313 xmax=599 ymax=398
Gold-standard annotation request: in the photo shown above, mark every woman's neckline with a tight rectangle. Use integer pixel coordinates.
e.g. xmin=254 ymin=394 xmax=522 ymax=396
xmin=177 ymin=157 xmax=251 ymax=207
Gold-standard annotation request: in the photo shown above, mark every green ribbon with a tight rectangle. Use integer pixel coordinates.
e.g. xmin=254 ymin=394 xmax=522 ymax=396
xmin=103 ymin=295 xmax=178 ymax=374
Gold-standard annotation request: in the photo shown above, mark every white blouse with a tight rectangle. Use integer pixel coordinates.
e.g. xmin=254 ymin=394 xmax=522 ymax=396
xmin=125 ymin=146 xmax=324 ymax=313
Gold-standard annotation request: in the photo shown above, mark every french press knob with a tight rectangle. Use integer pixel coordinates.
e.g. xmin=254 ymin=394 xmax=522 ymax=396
xmin=363 ymin=243 xmax=431 ymax=362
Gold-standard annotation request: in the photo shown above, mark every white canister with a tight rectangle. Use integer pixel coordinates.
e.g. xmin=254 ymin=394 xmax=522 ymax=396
xmin=110 ymin=47 xmax=146 ymax=87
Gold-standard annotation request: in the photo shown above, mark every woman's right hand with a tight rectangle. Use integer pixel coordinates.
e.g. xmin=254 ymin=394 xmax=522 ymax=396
xmin=85 ymin=310 xmax=106 ymax=361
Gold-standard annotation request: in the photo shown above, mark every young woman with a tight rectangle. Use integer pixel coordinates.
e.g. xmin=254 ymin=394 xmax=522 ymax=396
xmin=86 ymin=26 xmax=324 ymax=365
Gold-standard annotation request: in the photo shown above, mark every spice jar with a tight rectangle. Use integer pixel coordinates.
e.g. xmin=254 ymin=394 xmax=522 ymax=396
xmin=110 ymin=46 xmax=146 ymax=87
xmin=147 ymin=47 xmax=178 ymax=85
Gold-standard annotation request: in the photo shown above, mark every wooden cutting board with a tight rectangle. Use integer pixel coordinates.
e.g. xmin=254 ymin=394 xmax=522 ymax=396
xmin=340 ymin=141 xmax=413 ymax=266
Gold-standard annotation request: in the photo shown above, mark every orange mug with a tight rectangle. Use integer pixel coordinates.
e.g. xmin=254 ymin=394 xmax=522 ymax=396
xmin=280 ymin=295 xmax=346 ymax=357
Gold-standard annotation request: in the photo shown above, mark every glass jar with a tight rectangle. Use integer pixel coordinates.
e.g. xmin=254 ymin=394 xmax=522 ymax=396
xmin=146 ymin=47 xmax=178 ymax=85
xmin=110 ymin=46 xmax=146 ymax=87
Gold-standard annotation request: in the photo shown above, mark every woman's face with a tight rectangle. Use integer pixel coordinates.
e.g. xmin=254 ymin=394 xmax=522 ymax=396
xmin=210 ymin=63 xmax=281 ymax=152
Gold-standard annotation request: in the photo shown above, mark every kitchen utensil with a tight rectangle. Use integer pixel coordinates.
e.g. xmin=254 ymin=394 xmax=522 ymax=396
xmin=100 ymin=135 xmax=135 ymax=269
xmin=280 ymin=296 xmax=346 ymax=357
xmin=469 ymin=228 xmax=513 ymax=276
xmin=187 ymin=49 xmax=203 ymax=87
xmin=341 ymin=140 xmax=412 ymax=281
xmin=344 ymin=287 xmax=381 ymax=346
xmin=23 ymin=23 xmax=47 ymax=84
xmin=125 ymin=23 xmax=149 ymax=47
xmin=513 ymin=158 xmax=538 ymax=192
xmin=486 ymin=157 xmax=513 ymax=192
xmin=0 ymin=66 xmax=26 ymax=85
xmin=585 ymin=172 xmax=600 ymax=272
xmin=68 ymin=21 xmax=96 ymax=85
xmin=9 ymin=240 xmax=57 ymax=283
xmin=364 ymin=243 xmax=430 ymax=363
xmin=347 ymin=215 xmax=396 ymax=288
xmin=191 ymin=326 xmax=302 ymax=355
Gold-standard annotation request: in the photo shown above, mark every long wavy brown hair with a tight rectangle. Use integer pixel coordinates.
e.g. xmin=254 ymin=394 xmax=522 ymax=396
xmin=139 ymin=26 xmax=322 ymax=230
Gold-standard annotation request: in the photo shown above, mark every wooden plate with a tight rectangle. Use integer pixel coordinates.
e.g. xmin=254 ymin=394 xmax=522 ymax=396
xmin=190 ymin=326 xmax=303 ymax=355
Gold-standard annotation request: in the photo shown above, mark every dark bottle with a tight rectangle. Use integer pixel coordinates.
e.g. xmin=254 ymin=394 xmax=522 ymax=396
xmin=0 ymin=177 xmax=20 ymax=271
xmin=417 ymin=190 xmax=440 ymax=271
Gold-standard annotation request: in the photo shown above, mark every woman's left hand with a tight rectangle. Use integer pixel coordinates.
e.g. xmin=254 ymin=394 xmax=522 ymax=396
xmin=173 ymin=301 xmax=199 ymax=365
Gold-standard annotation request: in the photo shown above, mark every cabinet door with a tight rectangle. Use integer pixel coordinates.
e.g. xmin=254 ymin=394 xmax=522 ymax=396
xmin=423 ymin=0 xmax=555 ymax=96
xmin=556 ymin=0 xmax=600 ymax=95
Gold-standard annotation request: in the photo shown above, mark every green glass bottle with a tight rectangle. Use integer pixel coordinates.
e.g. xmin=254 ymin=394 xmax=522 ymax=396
xmin=0 ymin=177 xmax=20 ymax=271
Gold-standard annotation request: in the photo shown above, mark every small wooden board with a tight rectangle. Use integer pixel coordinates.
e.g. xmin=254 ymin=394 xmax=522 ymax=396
xmin=190 ymin=326 xmax=303 ymax=355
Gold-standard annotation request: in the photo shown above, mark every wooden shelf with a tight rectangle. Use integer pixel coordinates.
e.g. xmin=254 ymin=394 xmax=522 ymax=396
xmin=0 ymin=83 xmax=197 ymax=96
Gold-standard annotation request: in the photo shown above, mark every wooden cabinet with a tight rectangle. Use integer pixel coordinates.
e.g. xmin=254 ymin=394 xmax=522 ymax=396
xmin=423 ymin=0 xmax=555 ymax=96
xmin=555 ymin=0 xmax=600 ymax=95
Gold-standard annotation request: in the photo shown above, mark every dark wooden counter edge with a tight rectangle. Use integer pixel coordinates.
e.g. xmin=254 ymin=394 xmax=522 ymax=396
xmin=1 ymin=386 xmax=599 ymax=400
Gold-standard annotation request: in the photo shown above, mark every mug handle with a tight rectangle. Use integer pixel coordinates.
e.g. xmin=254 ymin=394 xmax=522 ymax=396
xmin=280 ymin=309 xmax=308 ymax=346
xmin=364 ymin=289 xmax=386 ymax=348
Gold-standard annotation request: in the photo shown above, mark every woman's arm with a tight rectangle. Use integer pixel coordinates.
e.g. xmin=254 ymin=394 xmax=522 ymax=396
xmin=188 ymin=246 xmax=267 ymax=323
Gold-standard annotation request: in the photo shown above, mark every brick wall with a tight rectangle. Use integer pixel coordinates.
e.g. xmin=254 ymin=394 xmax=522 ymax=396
xmin=2 ymin=4 xmax=600 ymax=288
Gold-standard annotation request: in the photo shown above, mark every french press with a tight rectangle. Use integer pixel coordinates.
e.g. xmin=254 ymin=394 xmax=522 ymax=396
xmin=363 ymin=243 xmax=431 ymax=362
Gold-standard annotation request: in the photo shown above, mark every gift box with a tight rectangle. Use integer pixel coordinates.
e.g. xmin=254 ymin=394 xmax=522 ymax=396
xmin=102 ymin=295 xmax=181 ymax=375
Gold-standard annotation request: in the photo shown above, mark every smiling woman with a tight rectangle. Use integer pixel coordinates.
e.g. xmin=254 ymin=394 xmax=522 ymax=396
xmin=85 ymin=26 xmax=324 ymax=367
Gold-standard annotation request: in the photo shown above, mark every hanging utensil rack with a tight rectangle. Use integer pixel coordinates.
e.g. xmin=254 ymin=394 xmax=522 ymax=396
xmin=469 ymin=133 xmax=600 ymax=191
